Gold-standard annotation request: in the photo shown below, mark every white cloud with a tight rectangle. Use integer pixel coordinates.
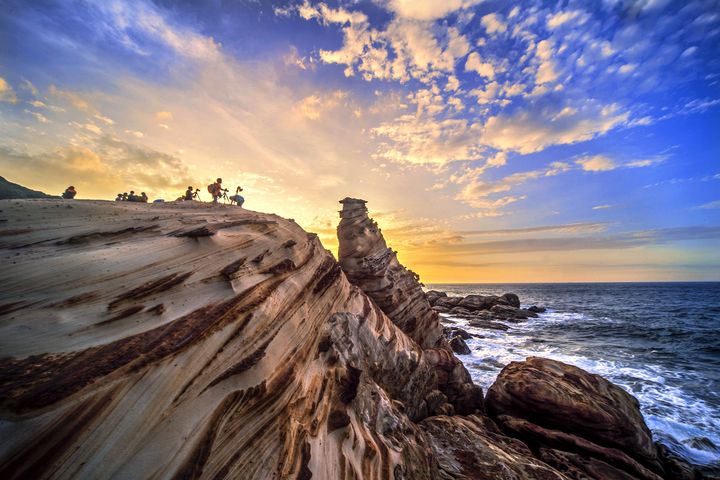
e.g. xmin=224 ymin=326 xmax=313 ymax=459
xmin=24 ymin=109 xmax=49 ymax=123
xmin=465 ymin=52 xmax=495 ymax=79
xmin=0 ymin=77 xmax=18 ymax=103
xmin=576 ymin=155 xmax=616 ymax=172
xmin=124 ymin=129 xmax=144 ymax=138
xmin=697 ymin=200 xmax=720 ymax=209
xmin=481 ymin=13 xmax=507 ymax=34
xmin=592 ymin=204 xmax=613 ymax=210
xmin=547 ymin=10 xmax=587 ymax=29
xmin=94 ymin=113 xmax=115 ymax=125
xmin=386 ymin=0 xmax=483 ymax=21
xmin=481 ymin=103 xmax=629 ymax=154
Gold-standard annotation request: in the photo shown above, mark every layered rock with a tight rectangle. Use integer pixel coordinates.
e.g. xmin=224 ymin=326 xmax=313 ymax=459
xmin=337 ymin=198 xmax=444 ymax=349
xmin=337 ymin=197 xmax=483 ymax=415
xmin=0 ymin=199 xmax=699 ymax=480
xmin=427 ymin=290 xmax=544 ymax=323
xmin=0 ymin=199 xmax=444 ymax=479
xmin=486 ymin=357 xmax=691 ymax=480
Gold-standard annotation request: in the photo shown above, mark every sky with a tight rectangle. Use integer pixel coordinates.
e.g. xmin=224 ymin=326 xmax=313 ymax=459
xmin=1 ymin=0 xmax=719 ymax=282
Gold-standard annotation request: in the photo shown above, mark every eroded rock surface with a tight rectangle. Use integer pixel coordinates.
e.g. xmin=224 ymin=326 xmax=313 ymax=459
xmin=486 ymin=357 xmax=673 ymax=479
xmin=337 ymin=197 xmax=483 ymax=416
xmin=0 ymin=200 xmax=444 ymax=480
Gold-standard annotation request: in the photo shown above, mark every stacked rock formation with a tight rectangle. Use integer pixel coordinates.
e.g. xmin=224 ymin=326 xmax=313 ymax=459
xmin=337 ymin=197 xmax=484 ymax=415
xmin=0 ymin=198 xmax=699 ymax=479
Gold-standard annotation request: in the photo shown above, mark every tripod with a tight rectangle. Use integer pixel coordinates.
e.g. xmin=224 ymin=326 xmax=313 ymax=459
xmin=192 ymin=189 xmax=201 ymax=201
xmin=220 ymin=189 xmax=230 ymax=204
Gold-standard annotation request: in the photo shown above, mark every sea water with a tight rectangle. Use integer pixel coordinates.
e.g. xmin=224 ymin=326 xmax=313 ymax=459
xmin=427 ymin=282 xmax=720 ymax=468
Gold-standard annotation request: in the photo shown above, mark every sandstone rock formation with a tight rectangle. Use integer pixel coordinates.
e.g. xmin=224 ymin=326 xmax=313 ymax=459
xmin=486 ymin=357 xmax=694 ymax=480
xmin=337 ymin=197 xmax=483 ymax=415
xmin=0 ymin=199 xmax=699 ymax=480
xmin=0 ymin=199 xmax=444 ymax=479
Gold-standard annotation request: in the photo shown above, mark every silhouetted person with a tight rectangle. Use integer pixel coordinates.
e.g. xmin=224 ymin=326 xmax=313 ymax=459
xmin=122 ymin=192 xmax=128 ymax=201
xmin=128 ymin=190 xmax=137 ymax=202
xmin=208 ymin=178 xmax=227 ymax=204
xmin=229 ymin=186 xmax=244 ymax=207
xmin=62 ymin=186 xmax=76 ymax=199
xmin=115 ymin=193 xmax=123 ymax=201
xmin=140 ymin=192 xmax=148 ymax=203
xmin=184 ymin=186 xmax=194 ymax=201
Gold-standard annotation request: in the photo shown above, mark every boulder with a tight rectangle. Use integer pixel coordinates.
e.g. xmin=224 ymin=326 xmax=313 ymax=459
xmin=449 ymin=336 xmax=471 ymax=355
xmin=435 ymin=296 xmax=462 ymax=309
xmin=449 ymin=306 xmax=474 ymax=317
xmin=446 ymin=327 xmax=472 ymax=340
xmin=457 ymin=295 xmax=499 ymax=311
xmin=467 ymin=319 xmax=509 ymax=331
xmin=432 ymin=305 xmax=450 ymax=314
xmin=489 ymin=304 xmax=538 ymax=321
xmin=421 ymin=415 xmax=571 ymax=480
xmin=426 ymin=290 xmax=447 ymax=305
xmin=486 ymin=357 xmax=664 ymax=477
xmin=500 ymin=293 xmax=520 ymax=308
xmin=528 ymin=305 xmax=547 ymax=313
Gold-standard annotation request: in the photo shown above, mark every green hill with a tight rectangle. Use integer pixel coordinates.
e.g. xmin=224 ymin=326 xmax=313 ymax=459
xmin=0 ymin=176 xmax=58 ymax=200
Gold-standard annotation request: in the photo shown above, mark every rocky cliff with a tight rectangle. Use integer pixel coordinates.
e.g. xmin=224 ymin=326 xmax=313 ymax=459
xmin=0 ymin=199 xmax=699 ymax=479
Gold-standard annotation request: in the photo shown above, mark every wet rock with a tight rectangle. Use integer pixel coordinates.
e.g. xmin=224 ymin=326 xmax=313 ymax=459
xmin=467 ymin=319 xmax=509 ymax=331
xmin=656 ymin=443 xmax=697 ymax=480
xmin=421 ymin=415 xmax=571 ymax=480
xmin=449 ymin=336 xmax=471 ymax=355
xmin=500 ymin=293 xmax=520 ymax=308
xmin=449 ymin=306 xmax=474 ymax=317
xmin=486 ymin=357 xmax=664 ymax=477
xmin=432 ymin=305 xmax=450 ymax=314
xmin=434 ymin=296 xmax=462 ymax=309
xmin=445 ymin=327 xmax=472 ymax=340
xmin=528 ymin=305 xmax=547 ymax=313
xmin=457 ymin=295 xmax=499 ymax=311
xmin=426 ymin=290 xmax=447 ymax=305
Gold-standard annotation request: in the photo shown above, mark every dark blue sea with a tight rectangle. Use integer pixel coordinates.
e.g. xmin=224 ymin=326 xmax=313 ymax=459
xmin=427 ymin=282 xmax=720 ymax=468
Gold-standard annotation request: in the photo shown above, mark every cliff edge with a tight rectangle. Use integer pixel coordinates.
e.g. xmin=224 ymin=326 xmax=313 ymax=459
xmin=0 ymin=199 xmax=699 ymax=479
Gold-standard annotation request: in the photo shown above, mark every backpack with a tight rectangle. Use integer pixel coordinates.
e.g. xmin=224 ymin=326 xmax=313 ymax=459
xmin=207 ymin=184 xmax=215 ymax=194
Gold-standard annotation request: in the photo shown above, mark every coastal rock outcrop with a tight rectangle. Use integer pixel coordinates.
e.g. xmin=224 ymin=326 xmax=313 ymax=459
xmin=337 ymin=197 xmax=483 ymax=416
xmin=0 ymin=198 xmax=698 ymax=480
xmin=426 ymin=289 xmax=543 ymax=324
xmin=0 ymin=199 xmax=444 ymax=479
xmin=486 ymin=357 xmax=670 ymax=480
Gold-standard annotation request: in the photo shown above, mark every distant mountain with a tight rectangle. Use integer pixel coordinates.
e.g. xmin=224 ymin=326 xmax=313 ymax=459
xmin=0 ymin=176 xmax=58 ymax=199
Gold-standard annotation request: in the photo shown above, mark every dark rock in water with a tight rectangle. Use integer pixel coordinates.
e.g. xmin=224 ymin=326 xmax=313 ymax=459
xmin=432 ymin=305 xmax=450 ymax=313
xmin=486 ymin=357 xmax=665 ymax=478
xmin=468 ymin=319 xmax=510 ymax=331
xmin=501 ymin=293 xmax=520 ymax=308
xmin=421 ymin=415 xmax=570 ymax=480
xmin=458 ymin=294 xmax=499 ymax=311
xmin=489 ymin=304 xmax=538 ymax=320
xmin=656 ymin=443 xmax=697 ymax=480
xmin=538 ymin=448 xmax=652 ymax=480
xmin=450 ymin=335 xmax=471 ymax=355
xmin=434 ymin=296 xmax=462 ymax=309
xmin=445 ymin=327 xmax=472 ymax=340
xmin=528 ymin=305 xmax=547 ymax=313
xmin=449 ymin=306 xmax=474 ymax=317
xmin=426 ymin=290 xmax=447 ymax=305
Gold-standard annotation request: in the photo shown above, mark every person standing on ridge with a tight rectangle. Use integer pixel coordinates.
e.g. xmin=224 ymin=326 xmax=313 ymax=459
xmin=208 ymin=178 xmax=227 ymax=204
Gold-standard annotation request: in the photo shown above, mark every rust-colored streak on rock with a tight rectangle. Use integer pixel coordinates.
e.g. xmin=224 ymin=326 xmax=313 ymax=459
xmin=0 ymin=387 xmax=117 ymax=480
xmin=48 ymin=292 xmax=99 ymax=308
xmin=0 ymin=276 xmax=285 ymax=412
xmin=109 ymin=271 xmax=193 ymax=308
xmin=172 ymin=391 xmax=245 ymax=480
xmin=207 ymin=336 xmax=274 ymax=389
xmin=220 ymin=257 xmax=246 ymax=279
xmin=56 ymin=225 xmax=158 ymax=245
xmin=98 ymin=305 xmax=145 ymax=325
xmin=0 ymin=301 xmax=29 ymax=316
xmin=260 ymin=258 xmax=297 ymax=275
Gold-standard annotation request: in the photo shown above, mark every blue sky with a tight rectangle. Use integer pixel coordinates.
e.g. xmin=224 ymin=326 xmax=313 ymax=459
xmin=1 ymin=0 xmax=719 ymax=281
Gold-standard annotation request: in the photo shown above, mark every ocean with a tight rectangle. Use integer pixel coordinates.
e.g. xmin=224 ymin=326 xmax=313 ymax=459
xmin=427 ymin=282 xmax=720 ymax=469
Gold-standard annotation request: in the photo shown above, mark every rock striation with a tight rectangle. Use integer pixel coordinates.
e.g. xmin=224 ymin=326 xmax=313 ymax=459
xmin=486 ymin=357 xmax=695 ymax=480
xmin=337 ymin=198 xmax=483 ymax=415
xmin=0 ymin=198 xmax=701 ymax=480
